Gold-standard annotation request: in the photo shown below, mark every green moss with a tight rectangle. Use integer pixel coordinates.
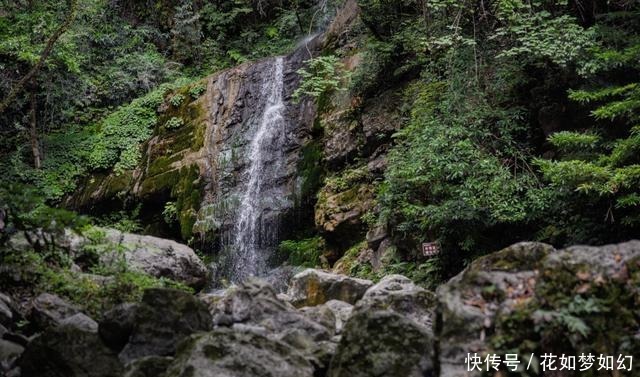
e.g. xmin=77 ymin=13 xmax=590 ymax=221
xmin=338 ymin=241 xmax=367 ymax=273
xmin=156 ymin=83 xmax=206 ymax=152
xmin=171 ymin=165 xmax=202 ymax=240
xmin=296 ymin=141 xmax=324 ymax=206
xmin=139 ymin=170 xmax=181 ymax=197
xmin=488 ymin=253 xmax=640 ymax=364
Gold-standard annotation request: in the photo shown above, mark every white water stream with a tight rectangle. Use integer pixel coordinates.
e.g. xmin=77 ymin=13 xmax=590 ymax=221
xmin=229 ymin=57 xmax=286 ymax=282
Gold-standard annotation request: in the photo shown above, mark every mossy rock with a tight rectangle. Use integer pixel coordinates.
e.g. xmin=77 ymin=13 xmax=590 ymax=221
xmin=436 ymin=241 xmax=640 ymax=377
xmin=165 ymin=328 xmax=315 ymax=377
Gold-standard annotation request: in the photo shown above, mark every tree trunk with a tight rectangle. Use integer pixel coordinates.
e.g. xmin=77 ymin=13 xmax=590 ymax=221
xmin=29 ymin=89 xmax=42 ymax=169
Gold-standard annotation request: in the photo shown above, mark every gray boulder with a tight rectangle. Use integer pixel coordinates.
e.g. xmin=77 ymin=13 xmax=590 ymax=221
xmin=287 ymin=269 xmax=373 ymax=307
xmin=60 ymin=313 xmax=99 ymax=332
xmin=0 ymin=339 xmax=24 ymax=373
xmin=99 ymin=303 xmax=138 ymax=352
xmin=5 ymin=228 xmax=208 ymax=288
xmin=123 ymin=356 xmax=173 ymax=377
xmin=299 ymin=305 xmax=338 ymax=335
xmin=300 ymin=299 xmax=353 ymax=335
xmin=329 ymin=311 xmax=434 ymax=377
xmin=118 ymin=288 xmax=212 ymax=363
xmin=20 ymin=323 xmax=123 ymax=377
xmin=28 ymin=293 xmax=80 ymax=330
xmin=164 ymin=328 xmax=315 ymax=377
xmin=0 ymin=293 xmax=15 ymax=327
xmin=210 ymin=280 xmax=335 ymax=373
xmin=328 ymin=275 xmax=436 ymax=377
xmin=211 ymin=280 xmax=332 ymax=342
xmin=101 ymin=229 xmax=208 ymax=288
xmin=359 ymin=274 xmax=435 ymax=331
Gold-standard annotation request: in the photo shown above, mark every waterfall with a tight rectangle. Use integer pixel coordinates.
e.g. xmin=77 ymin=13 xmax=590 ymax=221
xmin=228 ymin=57 xmax=286 ymax=283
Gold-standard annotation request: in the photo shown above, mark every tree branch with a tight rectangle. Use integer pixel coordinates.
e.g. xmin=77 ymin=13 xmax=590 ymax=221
xmin=0 ymin=0 xmax=79 ymax=114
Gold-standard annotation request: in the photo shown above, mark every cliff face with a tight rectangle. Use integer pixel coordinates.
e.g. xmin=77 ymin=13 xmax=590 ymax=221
xmin=68 ymin=38 xmax=320 ymax=245
xmin=67 ymin=0 xmax=399 ymax=281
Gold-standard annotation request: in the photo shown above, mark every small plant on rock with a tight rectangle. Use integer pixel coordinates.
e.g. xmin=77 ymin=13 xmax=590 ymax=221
xmin=169 ymin=93 xmax=185 ymax=107
xmin=165 ymin=117 xmax=185 ymax=129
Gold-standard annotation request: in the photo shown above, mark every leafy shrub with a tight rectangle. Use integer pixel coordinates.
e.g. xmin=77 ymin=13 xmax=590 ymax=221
xmin=293 ymin=55 xmax=350 ymax=103
xmin=169 ymin=93 xmax=186 ymax=107
xmin=165 ymin=117 xmax=185 ymax=129
xmin=0 ymin=183 xmax=88 ymax=258
xmin=380 ymin=78 xmax=549 ymax=269
xmin=94 ymin=206 xmax=142 ymax=233
xmin=278 ymin=236 xmax=326 ymax=268
xmin=163 ymin=201 xmax=178 ymax=224
xmin=87 ymin=88 xmax=164 ymax=171
xmin=189 ymin=84 xmax=206 ymax=99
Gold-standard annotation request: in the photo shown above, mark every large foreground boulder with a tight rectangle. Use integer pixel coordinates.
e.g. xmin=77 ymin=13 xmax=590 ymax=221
xmin=210 ymin=280 xmax=333 ymax=342
xmin=328 ymin=275 xmax=436 ymax=377
xmin=20 ymin=322 xmax=123 ymax=377
xmin=117 ymin=288 xmax=212 ymax=363
xmin=436 ymin=241 xmax=640 ymax=377
xmin=99 ymin=303 xmax=139 ymax=352
xmin=209 ymin=280 xmax=335 ymax=371
xmin=165 ymin=328 xmax=315 ymax=377
xmin=287 ymin=269 xmax=373 ymax=307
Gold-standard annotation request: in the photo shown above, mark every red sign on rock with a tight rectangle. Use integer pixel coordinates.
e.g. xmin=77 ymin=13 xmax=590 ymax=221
xmin=422 ymin=242 xmax=440 ymax=257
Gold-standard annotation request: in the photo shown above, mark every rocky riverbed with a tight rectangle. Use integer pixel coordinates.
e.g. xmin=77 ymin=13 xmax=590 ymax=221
xmin=1 ymin=239 xmax=638 ymax=376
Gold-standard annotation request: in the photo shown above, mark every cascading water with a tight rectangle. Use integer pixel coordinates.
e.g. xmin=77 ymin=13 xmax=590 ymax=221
xmin=228 ymin=57 xmax=286 ymax=283
xmin=195 ymin=2 xmax=331 ymax=287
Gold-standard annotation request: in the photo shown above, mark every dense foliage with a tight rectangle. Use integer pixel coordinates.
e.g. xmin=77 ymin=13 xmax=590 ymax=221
xmin=0 ymin=0 xmax=333 ymax=201
xmin=332 ymin=0 xmax=640 ymax=275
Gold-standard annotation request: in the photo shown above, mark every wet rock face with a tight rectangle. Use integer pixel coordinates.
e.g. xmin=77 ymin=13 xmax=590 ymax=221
xmin=287 ymin=269 xmax=373 ymax=307
xmin=67 ymin=38 xmax=319 ymax=252
xmin=195 ymin=44 xmax=320 ymax=282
